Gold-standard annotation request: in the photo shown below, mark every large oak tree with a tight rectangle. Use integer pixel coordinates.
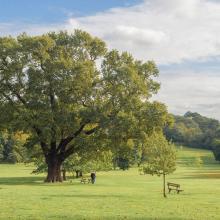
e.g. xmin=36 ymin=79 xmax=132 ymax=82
xmin=0 ymin=30 xmax=171 ymax=182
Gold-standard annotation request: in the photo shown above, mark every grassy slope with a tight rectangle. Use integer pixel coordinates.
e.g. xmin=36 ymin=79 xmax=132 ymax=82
xmin=0 ymin=147 xmax=220 ymax=220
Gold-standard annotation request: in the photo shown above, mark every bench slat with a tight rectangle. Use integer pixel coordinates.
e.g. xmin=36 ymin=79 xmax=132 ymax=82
xmin=167 ymin=182 xmax=180 ymax=187
xmin=167 ymin=182 xmax=183 ymax=194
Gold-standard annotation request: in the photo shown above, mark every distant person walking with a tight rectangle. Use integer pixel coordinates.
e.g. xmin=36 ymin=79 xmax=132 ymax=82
xmin=90 ymin=172 xmax=96 ymax=184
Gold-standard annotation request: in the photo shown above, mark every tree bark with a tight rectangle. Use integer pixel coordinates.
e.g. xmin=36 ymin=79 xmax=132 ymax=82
xmin=163 ymin=173 xmax=166 ymax=198
xmin=76 ymin=170 xmax=79 ymax=178
xmin=62 ymin=169 xmax=67 ymax=181
xmin=45 ymin=156 xmax=63 ymax=182
xmin=79 ymin=171 xmax=82 ymax=177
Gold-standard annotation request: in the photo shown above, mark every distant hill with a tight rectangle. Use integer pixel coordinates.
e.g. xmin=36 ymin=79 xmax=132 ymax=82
xmin=164 ymin=111 xmax=220 ymax=161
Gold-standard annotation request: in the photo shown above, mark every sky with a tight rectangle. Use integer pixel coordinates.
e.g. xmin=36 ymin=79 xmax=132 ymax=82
xmin=1 ymin=0 xmax=220 ymax=119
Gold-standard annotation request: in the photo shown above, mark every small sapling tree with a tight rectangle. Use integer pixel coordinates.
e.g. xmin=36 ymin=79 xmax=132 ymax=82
xmin=141 ymin=133 xmax=176 ymax=197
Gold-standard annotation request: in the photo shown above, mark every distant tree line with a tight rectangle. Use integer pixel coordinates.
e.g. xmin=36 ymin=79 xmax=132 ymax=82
xmin=164 ymin=111 xmax=220 ymax=162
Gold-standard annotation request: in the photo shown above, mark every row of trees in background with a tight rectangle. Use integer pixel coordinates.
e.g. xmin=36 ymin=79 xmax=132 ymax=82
xmin=164 ymin=111 xmax=220 ymax=162
xmin=0 ymin=30 xmax=173 ymax=182
xmin=0 ymin=130 xmax=27 ymax=163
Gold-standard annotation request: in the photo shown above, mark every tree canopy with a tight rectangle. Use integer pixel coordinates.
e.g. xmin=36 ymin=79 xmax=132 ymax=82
xmin=0 ymin=30 xmax=171 ymax=182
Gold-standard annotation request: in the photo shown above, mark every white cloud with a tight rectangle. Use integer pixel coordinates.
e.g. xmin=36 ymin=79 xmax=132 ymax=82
xmin=1 ymin=0 xmax=220 ymax=64
xmin=64 ymin=0 xmax=220 ymax=64
xmin=154 ymin=71 xmax=220 ymax=119
xmin=1 ymin=0 xmax=220 ymax=119
xmin=105 ymin=25 xmax=167 ymax=47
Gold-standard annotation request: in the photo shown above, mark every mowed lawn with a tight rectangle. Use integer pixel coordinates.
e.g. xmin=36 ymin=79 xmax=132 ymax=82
xmin=0 ymin=147 xmax=220 ymax=220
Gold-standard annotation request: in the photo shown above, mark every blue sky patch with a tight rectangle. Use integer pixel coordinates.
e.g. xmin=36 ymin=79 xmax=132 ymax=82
xmin=0 ymin=0 xmax=143 ymax=23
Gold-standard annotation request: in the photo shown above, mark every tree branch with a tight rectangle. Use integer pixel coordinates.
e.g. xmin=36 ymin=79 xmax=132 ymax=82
xmin=33 ymin=125 xmax=48 ymax=156
xmin=60 ymin=124 xmax=100 ymax=159
xmin=62 ymin=144 xmax=76 ymax=159
xmin=1 ymin=92 xmax=49 ymax=156
xmin=5 ymin=83 xmax=28 ymax=107
xmin=48 ymin=83 xmax=57 ymax=148
xmin=84 ymin=125 xmax=99 ymax=135
xmin=57 ymin=121 xmax=90 ymax=153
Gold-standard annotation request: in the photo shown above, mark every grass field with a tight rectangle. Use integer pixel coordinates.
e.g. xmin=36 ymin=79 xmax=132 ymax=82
xmin=0 ymin=147 xmax=220 ymax=220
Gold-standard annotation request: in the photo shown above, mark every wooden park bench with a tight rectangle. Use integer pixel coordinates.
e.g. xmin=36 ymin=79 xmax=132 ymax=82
xmin=80 ymin=177 xmax=91 ymax=184
xmin=167 ymin=182 xmax=184 ymax=194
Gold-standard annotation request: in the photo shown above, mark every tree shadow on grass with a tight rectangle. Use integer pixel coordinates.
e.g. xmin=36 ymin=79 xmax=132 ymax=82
xmin=0 ymin=176 xmax=45 ymax=186
xmin=176 ymin=171 xmax=220 ymax=179
xmin=49 ymin=215 xmax=187 ymax=220
xmin=44 ymin=194 xmax=125 ymax=200
xmin=0 ymin=176 xmax=86 ymax=186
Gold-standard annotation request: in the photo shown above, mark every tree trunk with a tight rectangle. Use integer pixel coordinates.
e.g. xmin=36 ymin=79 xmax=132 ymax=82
xmin=79 ymin=171 xmax=82 ymax=177
xmin=163 ymin=173 xmax=166 ymax=198
xmin=45 ymin=157 xmax=63 ymax=183
xmin=62 ymin=169 xmax=67 ymax=181
xmin=76 ymin=170 xmax=80 ymax=178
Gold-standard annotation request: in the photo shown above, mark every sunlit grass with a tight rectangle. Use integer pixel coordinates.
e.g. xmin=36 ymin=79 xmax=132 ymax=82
xmin=0 ymin=147 xmax=220 ymax=220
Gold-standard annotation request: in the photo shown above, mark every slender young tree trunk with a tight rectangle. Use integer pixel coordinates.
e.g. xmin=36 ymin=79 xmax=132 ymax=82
xmin=163 ymin=173 xmax=166 ymax=198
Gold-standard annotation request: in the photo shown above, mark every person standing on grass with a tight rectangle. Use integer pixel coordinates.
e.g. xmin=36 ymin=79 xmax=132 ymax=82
xmin=91 ymin=172 xmax=96 ymax=184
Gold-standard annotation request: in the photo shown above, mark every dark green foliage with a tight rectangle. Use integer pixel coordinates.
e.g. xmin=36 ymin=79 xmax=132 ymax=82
xmin=114 ymin=157 xmax=130 ymax=170
xmin=164 ymin=111 xmax=220 ymax=162
xmin=165 ymin=112 xmax=220 ymax=149
xmin=211 ymin=139 xmax=220 ymax=161
xmin=0 ymin=131 xmax=25 ymax=163
xmin=2 ymin=137 xmax=16 ymax=163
